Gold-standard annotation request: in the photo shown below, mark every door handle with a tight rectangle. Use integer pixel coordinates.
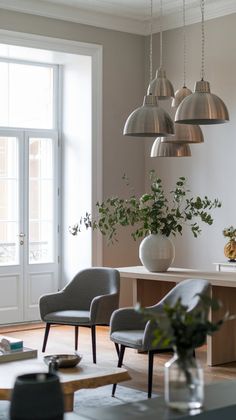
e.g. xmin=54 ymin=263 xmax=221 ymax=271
xmin=18 ymin=232 xmax=26 ymax=245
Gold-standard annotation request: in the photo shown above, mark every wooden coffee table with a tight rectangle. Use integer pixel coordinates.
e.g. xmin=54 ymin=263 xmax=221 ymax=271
xmin=0 ymin=357 xmax=130 ymax=412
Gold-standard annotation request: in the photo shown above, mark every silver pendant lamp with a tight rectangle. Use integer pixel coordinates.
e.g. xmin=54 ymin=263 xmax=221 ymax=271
xmin=150 ymin=122 xmax=202 ymax=157
xmin=157 ymin=123 xmax=204 ymax=144
xmin=172 ymin=86 xmax=192 ymax=109
xmin=123 ymin=0 xmax=174 ymax=137
xmin=172 ymin=0 xmax=192 ymax=108
xmin=175 ymin=0 xmax=229 ymax=125
xmin=151 ymin=138 xmax=191 ymax=157
xmin=148 ymin=0 xmax=174 ymax=100
xmin=123 ymin=94 xmax=174 ymax=137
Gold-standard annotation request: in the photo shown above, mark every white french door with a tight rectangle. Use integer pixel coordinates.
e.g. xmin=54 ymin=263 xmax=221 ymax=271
xmin=0 ymin=129 xmax=59 ymax=323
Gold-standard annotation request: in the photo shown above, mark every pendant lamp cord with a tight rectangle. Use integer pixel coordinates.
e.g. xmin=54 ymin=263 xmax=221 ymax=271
xmin=201 ymin=0 xmax=205 ymax=81
xmin=149 ymin=0 xmax=153 ymax=83
xmin=183 ymin=0 xmax=186 ymax=87
xmin=160 ymin=0 xmax=163 ymax=68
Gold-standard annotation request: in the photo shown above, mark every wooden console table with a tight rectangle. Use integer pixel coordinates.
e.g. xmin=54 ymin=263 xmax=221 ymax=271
xmin=117 ymin=266 xmax=236 ymax=367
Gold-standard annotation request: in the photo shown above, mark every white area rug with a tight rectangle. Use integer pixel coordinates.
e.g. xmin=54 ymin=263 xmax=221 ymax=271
xmin=75 ymin=385 xmax=151 ymax=409
xmin=0 ymin=385 xmax=156 ymax=419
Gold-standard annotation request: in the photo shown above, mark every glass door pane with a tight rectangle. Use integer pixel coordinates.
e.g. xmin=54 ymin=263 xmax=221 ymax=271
xmin=0 ymin=137 xmax=19 ymax=265
xmin=28 ymin=137 xmax=54 ymax=264
xmin=0 ymin=61 xmax=54 ymax=129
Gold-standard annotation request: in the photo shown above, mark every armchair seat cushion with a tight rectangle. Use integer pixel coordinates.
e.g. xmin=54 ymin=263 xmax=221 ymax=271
xmin=110 ymin=330 xmax=145 ymax=350
xmin=44 ymin=310 xmax=91 ymax=325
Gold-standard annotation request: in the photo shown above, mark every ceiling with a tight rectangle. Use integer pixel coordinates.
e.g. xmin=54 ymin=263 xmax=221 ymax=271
xmin=0 ymin=0 xmax=235 ymax=34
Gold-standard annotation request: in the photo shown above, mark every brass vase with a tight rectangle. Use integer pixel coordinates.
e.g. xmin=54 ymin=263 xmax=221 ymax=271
xmin=224 ymin=239 xmax=236 ymax=262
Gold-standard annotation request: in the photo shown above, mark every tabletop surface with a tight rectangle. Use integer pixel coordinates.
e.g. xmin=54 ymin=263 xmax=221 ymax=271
xmin=65 ymin=380 xmax=236 ymax=420
xmin=0 ymin=358 xmax=129 ymax=396
xmin=117 ymin=266 xmax=236 ymax=287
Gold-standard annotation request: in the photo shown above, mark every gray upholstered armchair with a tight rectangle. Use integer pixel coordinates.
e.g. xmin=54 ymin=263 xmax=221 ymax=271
xmin=39 ymin=267 xmax=120 ymax=363
xmin=110 ymin=278 xmax=210 ymax=398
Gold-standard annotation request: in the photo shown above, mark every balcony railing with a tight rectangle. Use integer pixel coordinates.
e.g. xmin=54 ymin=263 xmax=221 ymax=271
xmin=0 ymin=241 xmax=51 ymax=264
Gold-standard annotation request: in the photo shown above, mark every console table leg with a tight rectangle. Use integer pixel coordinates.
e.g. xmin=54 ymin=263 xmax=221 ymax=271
xmin=63 ymin=393 xmax=74 ymax=412
xmin=207 ymin=286 xmax=236 ymax=366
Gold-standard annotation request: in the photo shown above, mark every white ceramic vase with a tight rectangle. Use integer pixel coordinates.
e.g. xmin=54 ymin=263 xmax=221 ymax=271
xmin=139 ymin=233 xmax=175 ymax=272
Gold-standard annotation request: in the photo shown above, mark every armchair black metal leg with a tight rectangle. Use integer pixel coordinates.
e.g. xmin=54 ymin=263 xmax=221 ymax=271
xmin=148 ymin=350 xmax=154 ymax=398
xmin=115 ymin=343 xmax=120 ymax=357
xmin=112 ymin=344 xmax=126 ymax=397
xmin=42 ymin=323 xmax=51 ymax=352
xmin=91 ymin=325 xmax=96 ymax=364
xmin=75 ymin=326 xmax=79 ymax=351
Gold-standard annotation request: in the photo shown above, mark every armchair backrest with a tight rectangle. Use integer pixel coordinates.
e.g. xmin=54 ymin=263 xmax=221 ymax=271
xmin=63 ymin=267 xmax=120 ymax=310
xmin=149 ymin=278 xmax=210 ymax=313
xmin=143 ymin=279 xmax=210 ymax=350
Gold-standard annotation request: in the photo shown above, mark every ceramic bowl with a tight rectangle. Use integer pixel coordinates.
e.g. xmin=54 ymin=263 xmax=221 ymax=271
xmin=44 ymin=353 xmax=82 ymax=368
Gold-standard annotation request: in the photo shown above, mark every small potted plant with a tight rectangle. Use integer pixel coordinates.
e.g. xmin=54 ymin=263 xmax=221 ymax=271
xmin=140 ymin=294 xmax=228 ymax=410
xmin=223 ymin=226 xmax=236 ymax=262
xmin=70 ymin=171 xmax=221 ymax=272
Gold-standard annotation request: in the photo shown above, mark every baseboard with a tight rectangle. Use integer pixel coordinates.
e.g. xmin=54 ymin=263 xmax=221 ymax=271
xmin=0 ymin=322 xmax=45 ymax=333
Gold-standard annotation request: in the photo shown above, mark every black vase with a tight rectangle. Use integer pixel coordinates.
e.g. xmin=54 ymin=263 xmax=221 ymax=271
xmin=10 ymin=372 xmax=64 ymax=420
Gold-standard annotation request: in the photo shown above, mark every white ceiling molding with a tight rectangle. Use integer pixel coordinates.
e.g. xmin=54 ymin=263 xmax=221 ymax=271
xmin=0 ymin=0 xmax=235 ymax=35
xmin=155 ymin=0 xmax=236 ymax=32
xmin=0 ymin=0 xmax=147 ymax=35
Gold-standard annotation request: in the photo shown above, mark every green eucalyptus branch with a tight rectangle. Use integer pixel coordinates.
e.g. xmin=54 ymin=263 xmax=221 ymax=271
xmin=69 ymin=171 xmax=221 ymax=243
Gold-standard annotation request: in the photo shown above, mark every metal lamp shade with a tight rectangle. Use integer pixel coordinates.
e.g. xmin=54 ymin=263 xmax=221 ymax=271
xmin=148 ymin=67 xmax=174 ymax=100
xmin=162 ymin=123 xmax=203 ymax=144
xmin=172 ymin=86 xmax=192 ymax=108
xmin=175 ymin=80 xmax=229 ymax=124
xmin=151 ymin=138 xmax=191 ymax=157
xmin=123 ymin=94 xmax=174 ymax=137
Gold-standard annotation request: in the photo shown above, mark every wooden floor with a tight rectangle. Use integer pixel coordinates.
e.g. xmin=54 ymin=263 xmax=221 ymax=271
xmin=1 ymin=324 xmax=236 ymax=396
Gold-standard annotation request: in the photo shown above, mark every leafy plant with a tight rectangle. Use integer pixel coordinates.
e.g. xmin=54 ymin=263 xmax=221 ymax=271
xmin=223 ymin=226 xmax=236 ymax=241
xmin=139 ymin=295 xmax=232 ymax=388
xmin=69 ymin=170 xmax=221 ymax=242
xmin=140 ymin=294 xmax=225 ymax=360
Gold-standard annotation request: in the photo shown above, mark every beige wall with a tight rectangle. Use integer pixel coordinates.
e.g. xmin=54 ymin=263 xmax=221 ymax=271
xmin=145 ymin=13 xmax=236 ymax=270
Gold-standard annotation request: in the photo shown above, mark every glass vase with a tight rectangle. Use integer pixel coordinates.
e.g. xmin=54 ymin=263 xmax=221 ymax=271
xmin=165 ymin=351 xmax=204 ymax=410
